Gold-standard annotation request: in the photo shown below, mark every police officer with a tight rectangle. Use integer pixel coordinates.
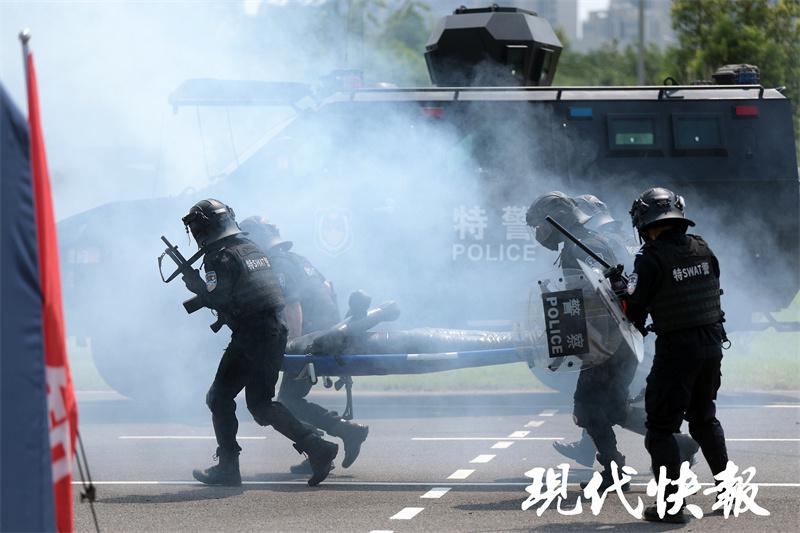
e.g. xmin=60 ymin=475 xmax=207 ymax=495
xmin=240 ymin=216 xmax=369 ymax=474
xmin=526 ymin=192 xmax=697 ymax=490
xmin=574 ymin=194 xmax=636 ymax=268
xmin=179 ymin=199 xmax=338 ymax=487
xmin=627 ymin=188 xmax=729 ymax=523
xmin=526 ymin=191 xmax=638 ymax=490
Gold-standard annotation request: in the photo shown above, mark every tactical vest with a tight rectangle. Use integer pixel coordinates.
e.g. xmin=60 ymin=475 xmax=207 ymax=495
xmin=283 ymin=252 xmax=341 ymax=333
xmin=211 ymin=239 xmax=285 ymax=319
xmin=647 ymin=235 xmax=723 ymax=333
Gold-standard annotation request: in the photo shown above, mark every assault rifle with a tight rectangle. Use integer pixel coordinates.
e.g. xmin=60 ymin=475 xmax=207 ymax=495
xmin=158 ymin=236 xmax=225 ymax=332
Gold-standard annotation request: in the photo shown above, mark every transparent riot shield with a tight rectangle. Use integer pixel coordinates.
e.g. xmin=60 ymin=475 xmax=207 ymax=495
xmin=576 ymin=259 xmax=644 ymax=363
xmin=527 ymin=264 xmax=641 ymax=374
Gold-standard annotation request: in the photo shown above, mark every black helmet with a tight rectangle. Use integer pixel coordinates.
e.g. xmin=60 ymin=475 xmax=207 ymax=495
xmin=574 ymin=194 xmax=616 ymax=229
xmin=526 ymin=191 xmax=590 ymax=250
xmin=182 ymin=198 xmax=242 ymax=248
xmin=629 ymin=187 xmax=695 ymax=235
xmin=239 ymin=215 xmax=293 ymax=252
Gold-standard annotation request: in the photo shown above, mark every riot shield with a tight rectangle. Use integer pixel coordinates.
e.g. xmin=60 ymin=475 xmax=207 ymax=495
xmin=576 ymin=259 xmax=644 ymax=363
xmin=527 ymin=266 xmax=640 ymax=373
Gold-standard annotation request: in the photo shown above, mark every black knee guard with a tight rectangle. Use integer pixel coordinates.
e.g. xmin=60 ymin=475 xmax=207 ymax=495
xmin=249 ymin=400 xmax=310 ymax=441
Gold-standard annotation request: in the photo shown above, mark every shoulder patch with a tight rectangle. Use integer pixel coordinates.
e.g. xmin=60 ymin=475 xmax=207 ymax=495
xmin=205 ymin=270 xmax=217 ymax=292
xmin=626 ymin=273 xmax=638 ymax=295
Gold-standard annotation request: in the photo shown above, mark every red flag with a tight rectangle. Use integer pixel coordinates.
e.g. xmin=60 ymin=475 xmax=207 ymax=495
xmin=25 ymin=49 xmax=78 ymax=533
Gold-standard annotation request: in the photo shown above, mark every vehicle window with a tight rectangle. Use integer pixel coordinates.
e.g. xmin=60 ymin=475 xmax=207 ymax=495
xmin=672 ymin=114 xmax=725 ymax=151
xmin=607 ymin=114 xmax=658 ymax=152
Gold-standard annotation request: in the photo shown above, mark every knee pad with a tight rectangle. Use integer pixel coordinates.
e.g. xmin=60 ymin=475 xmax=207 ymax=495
xmin=205 ymin=386 xmax=221 ymax=412
xmin=645 ymin=429 xmax=673 ymax=453
xmin=249 ymin=400 xmax=290 ymax=427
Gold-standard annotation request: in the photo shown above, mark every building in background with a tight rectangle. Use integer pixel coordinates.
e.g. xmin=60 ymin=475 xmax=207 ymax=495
xmin=579 ymin=0 xmax=674 ymax=51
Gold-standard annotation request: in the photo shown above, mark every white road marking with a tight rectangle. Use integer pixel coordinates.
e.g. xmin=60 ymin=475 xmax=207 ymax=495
xmin=390 ymin=507 xmax=424 ymax=520
xmin=370 ymin=530 xmax=393 ymax=533
xmin=727 ymin=438 xmax=800 ymax=442
xmin=492 ymin=441 xmax=514 ymax=449
xmin=119 ymin=436 xmax=265 ymax=440
xmin=508 ymin=431 xmax=530 ymax=438
xmin=470 ymin=454 xmax=496 ymax=464
xmin=765 ymin=404 xmax=800 ymax=408
xmin=538 ymin=409 xmax=557 ymax=417
xmin=413 ymin=436 xmax=561 ymax=441
xmin=71 ymin=481 xmax=800 ymax=487
xmin=420 ymin=488 xmax=451 ymax=499
xmin=447 ymin=469 xmax=475 ymax=480
xmin=525 ymin=420 xmax=545 ymax=428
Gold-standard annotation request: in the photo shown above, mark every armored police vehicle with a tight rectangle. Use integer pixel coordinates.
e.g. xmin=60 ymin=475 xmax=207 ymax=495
xmin=59 ymin=6 xmax=799 ymax=399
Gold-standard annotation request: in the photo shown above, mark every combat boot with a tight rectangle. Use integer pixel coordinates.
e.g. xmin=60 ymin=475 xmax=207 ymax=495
xmin=644 ymin=504 xmax=689 ymax=523
xmin=192 ymin=447 xmax=241 ymax=486
xmin=289 ymin=458 xmax=312 ymax=475
xmin=294 ymin=434 xmax=339 ymax=486
xmin=580 ymin=452 xmax=629 ymax=492
xmin=552 ymin=432 xmax=596 ymax=467
xmin=288 ymin=425 xmax=323 ymax=475
xmin=675 ymin=433 xmax=700 ymax=467
xmin=329 ymin=420 xmax=369 ymax=468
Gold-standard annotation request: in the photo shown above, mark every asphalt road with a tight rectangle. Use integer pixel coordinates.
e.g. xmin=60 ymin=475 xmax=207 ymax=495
xmin=73 ymin=388 xmax=800 ymax=532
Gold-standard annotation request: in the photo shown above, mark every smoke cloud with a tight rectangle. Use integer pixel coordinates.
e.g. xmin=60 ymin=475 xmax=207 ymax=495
xmin=0 ymin=1 xmax=794 ymax=404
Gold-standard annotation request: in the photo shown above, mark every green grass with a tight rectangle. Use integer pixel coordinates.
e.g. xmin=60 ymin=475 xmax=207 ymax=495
xmin=69 ymin=294 xmax=799 ymax=393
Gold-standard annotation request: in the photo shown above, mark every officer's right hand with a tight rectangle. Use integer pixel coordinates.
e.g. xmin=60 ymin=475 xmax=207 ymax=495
xmin=182 ymin=269 xmax=205 ymax=294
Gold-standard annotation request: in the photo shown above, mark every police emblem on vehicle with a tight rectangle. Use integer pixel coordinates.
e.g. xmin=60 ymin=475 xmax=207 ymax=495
xmin=315 ymin=207 xmax=353 ymax=257
xmin=206 ymin=271 xmax=217 ymax=292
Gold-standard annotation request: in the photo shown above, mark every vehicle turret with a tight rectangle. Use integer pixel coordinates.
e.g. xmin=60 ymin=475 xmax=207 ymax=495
xmin=424 ymin=5 xmax=562 ymax=87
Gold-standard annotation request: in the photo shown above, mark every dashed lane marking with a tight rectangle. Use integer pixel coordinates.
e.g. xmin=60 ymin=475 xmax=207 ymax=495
xmin=447 ymin=469 xmax=475 ymax=480
xmin=765 ymin=404 xmax=800 ymax=408
xmin=420 ymin=488 xmax=451 ymax=499
xmin=538 ymin=409 xmax=557 ymax=417
xmin=525 ymin=420 xmax=545 ymax=428
xmin=491 ymin=441 xmax=514 ymax=449
xmin=470 ymin=454 xmax=496 ymax=464
xmin=508 ymin=431 xmax=530 ymax=438
xmin=390 ymin=507 xmax=424 ymax=520
xmin=369 ymin=530 xmax=393 ymax=533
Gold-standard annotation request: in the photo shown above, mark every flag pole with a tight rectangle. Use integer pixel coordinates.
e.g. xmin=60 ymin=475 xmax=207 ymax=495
xmin=18 ymin=28 xmax=31 ymax=92
xmin=17 ymin=28 xmax=100 ymax=533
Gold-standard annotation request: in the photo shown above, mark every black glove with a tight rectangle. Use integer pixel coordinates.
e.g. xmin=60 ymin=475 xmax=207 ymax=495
xmin=603 ymin=265 xmax=628 ymax=299
xmin=182 ymin=269 xmax=205 ymax=295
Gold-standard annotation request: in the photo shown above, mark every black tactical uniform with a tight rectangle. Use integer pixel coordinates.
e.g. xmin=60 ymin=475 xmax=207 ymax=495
xmin=560 ymin=223 xmax=640 ymax=482
xmin=527 ymin=192 xmax=637 ymax=489
xmin=240 ymin=216 xmax=369 ymax=471
xmin=627 ymin=188 xmax=729 ymax=523
xmin=179 ymin=200 xmax=338 ymax=487
xmin=527 ymin=192 xmax=698 ymax=491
